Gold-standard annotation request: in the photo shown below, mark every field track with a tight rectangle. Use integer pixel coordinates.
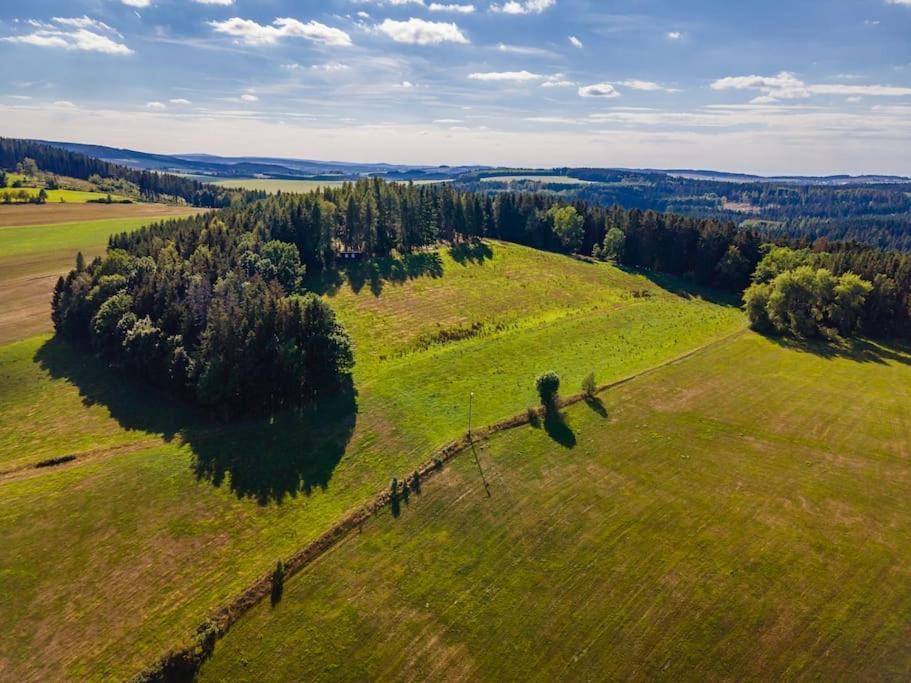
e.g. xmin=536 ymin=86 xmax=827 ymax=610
xmin=138 ymin=325 xmax=748 ymax=678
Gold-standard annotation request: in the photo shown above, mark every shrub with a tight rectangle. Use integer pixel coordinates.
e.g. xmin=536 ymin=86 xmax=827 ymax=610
xmin=527 ymin=406 xmax=540 ymax=427
xmin=582 ymin=372 xmax=596 ymax=397
xmin=535 ymin=371 xmax=560 ymax=410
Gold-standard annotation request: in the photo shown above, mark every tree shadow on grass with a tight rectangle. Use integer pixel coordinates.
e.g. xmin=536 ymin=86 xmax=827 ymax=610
xmin=34 ymin=337 xmax=188 ymax=442
xmin=584 ymin=395 xmax=609 ymax=418
xmin=766 ymin=334 xmax=911 ymax=367
xmin=34 ymin=337 xmax=358 ymax=505
xmin=309 ymin=252 xmax=444 ymax=298
xmin=543 ymin=409 xmax=576 ymax=449
xmin=185 ymin=379 xmax=357 ymax=505
xmin=449 ymin=240 xmax=493 ymax=265
xmin=628 ymin=268 xmax=742 ymax=308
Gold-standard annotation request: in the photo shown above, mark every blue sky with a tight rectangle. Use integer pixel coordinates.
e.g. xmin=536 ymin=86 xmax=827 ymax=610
xmin=1 ymin=0 xmax=910 ymax=174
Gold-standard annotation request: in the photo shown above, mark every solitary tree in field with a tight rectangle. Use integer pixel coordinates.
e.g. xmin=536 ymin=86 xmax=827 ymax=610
xmin=582 ymin=372 xmax=596 ymax=397
xmin=36 ymin=188 xmax=48 ymax=204
xmin=535 ymin=371 xmax=561 ymax=412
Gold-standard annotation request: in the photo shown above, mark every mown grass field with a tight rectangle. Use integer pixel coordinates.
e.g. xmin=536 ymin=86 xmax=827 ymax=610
xmin=0 ymin=210 xmax=201 ymax=344
xmin=213 ymin=178 xmax=347 ymax=193
xmin=200 ymin=332 xmax=911 ymax=682
xmin=0 ymin=242 xmax=743 ymax=680
xmin=1 ymin=175 xmax=130 ymax=203
xmin=1 ymin=187 xmax=130 ymax=203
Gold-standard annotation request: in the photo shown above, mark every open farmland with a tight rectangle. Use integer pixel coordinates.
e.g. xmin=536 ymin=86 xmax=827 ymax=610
xmin=0 ymin=242 xmax=743 ymax=680
xmin=200 ymin=332 xmax=911 ymax=682
xmin=212 ymin=178 xmax=448 ymax=193
xmin=0 ymin=209 xmax=202 ymax=344
xmin=213 ymin=178 xmax=347 ymax=193
xmin=1 ymin=187 xmax=130 ymax=203
xmin=480 ymin=174 xmax=593 ymax=185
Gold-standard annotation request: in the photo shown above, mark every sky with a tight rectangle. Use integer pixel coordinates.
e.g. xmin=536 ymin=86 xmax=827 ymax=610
xmin=1 ymin=0 xmax=910 ymax=175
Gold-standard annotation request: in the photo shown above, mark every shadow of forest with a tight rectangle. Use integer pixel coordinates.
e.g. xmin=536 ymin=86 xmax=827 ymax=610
xmin=308 ymin=251 xmax=444 ymax=298
xmin=34 ymin=338 xmax=358 ymax=505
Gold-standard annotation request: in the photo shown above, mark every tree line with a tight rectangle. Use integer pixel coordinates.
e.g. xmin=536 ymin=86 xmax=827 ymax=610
xmin=458 ymin=170 xmax=911 ymax=253
xmin=0 ymin=138 xmax=266 ymax=207
xmin=51 ymin=178 xmax=911 ymax=414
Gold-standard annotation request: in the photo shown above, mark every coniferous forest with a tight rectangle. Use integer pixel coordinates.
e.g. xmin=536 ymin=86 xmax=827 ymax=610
xmin=0 ymin=138 xmax=266 ymax=207
xmin=49 ymin=178 xmax=911 ymax=416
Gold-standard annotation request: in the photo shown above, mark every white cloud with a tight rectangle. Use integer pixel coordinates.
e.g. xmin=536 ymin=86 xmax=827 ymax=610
xmin=617 ymin=80 xmax=680 ymax=93
xmin=169 ymin=98 xmax=192 ymax=105
xmin=579 ymin=82 xmax=620 ymax=98
xmin=146 ymin=101 xmax=166 ymax=110
xmin=53 ymin=100 xmax=76 ymax=108
xmin=240 ymin=93 xmax=259 ymax=102
xmin=1 ymin=17 xmax=132 ymax=55
xmin=194 ymin=0 xmax=234 ymax=4
xmin=209 ymin=17 xmax=352 ymax=47
xmin=540 ymin=79 xmax=575 ymax=88
xmin=429 ymin=3 xmax=476 ymax=12
xmin=468 ymin=70 xmax=542 ymax=81
xmin=569 ymin=35 xmax=583 ymax=49
xmin=398 ymin=80 xmax=415 ymax=88
xmin=52 ymin=16 xmax=120 ymax=35
xmin=886 ymin=0 xmax=911 ymax=5
xmin=497 ymin=42 xmax=556 ymax=57
xmin=712 ymin=71 xmax=911 ymax=100
xmin=375 ymin=18 xmax=468 ymax=44
xmin=312 ymin=62 xmax=350 ymax=71
xmin=121 ymin=0 xmax=151 ymax=6
xmin=667 ymin=31 xmax=682 ymax=40
xmin=491 ymin=0 xmax=555 ymax=14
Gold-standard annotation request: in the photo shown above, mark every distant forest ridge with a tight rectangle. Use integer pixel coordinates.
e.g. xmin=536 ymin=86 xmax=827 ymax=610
xmin=32 ymin=139 xmax=911 ymax=252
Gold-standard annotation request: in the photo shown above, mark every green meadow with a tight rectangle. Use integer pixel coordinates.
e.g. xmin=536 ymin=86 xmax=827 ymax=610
xmin=200 ymin=332 xmax=911 ymax=682
xmin=0 ymin=242 xmax=743 ymax=680
xmin=213 ymin=178 xmax=347 ymax=193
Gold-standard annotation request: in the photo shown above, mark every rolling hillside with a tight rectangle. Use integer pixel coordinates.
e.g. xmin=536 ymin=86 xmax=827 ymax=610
xmin=0 ymin=242 xmax=742 ymax=680
xmin=200 ymin=331 xmax=911 ymax=681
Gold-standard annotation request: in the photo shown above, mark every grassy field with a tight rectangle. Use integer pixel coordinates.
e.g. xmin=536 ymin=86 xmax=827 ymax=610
xmin=0 ymin=210 xmax=201 ymax=344
xmin=213 ymin=178 xmax=449 ymax=193
xmin=213 ymin=178 xmax=347 ymax=193
xmin=0 ymin=243 xmax=743 ymax=679
xmin=1 ymin=187 xmax=130 ymax=203
xmin=200 ymin=332 xmax=911 ymax=682
xmin=480 ymin=175 xmax=592 ymax=185
xmin=2 ymin=174 xmax=130 ymax=203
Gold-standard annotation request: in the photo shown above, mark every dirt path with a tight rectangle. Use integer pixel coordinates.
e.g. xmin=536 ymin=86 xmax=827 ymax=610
xmin=134 ymin=325 xmax=748 ymax=680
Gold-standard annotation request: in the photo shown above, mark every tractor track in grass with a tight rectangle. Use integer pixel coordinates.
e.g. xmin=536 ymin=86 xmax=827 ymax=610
xmin=134 ymin=324 xmax=748 ymax=681
xmin=0 ymin=438 xmax=165 ymax=483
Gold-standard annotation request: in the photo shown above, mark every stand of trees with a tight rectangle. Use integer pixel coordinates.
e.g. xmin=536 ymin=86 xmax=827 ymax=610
xmin=0 ymin=138 xmax=266 ymax=207
xmin=52 ymin=216 xmax=354 ymax=415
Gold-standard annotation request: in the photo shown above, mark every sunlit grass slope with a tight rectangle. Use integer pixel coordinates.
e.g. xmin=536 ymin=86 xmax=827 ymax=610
xmin=0 ymin=242 xmax=743 ymax=680
xmin=201 ymin=332 xmax=911 ymax=682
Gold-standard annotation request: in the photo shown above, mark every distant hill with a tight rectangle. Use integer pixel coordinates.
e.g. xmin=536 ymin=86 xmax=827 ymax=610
xmin=38 ymin=140 xmax=909 ymax=187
